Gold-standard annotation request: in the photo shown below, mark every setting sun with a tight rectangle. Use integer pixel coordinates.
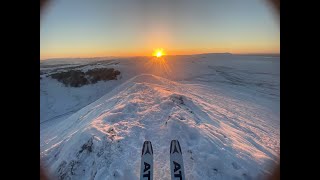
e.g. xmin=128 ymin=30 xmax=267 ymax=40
xmin=153 ymin=49 xmax=165 ymax=58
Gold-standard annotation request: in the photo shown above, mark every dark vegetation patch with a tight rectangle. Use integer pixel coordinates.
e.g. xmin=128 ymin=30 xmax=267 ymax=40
xmin=51 ymin=70 xmax=88 ymax=87
xmin=50 ymin=68 xmax=121 ymax=87
xmin=86 ymin=68 xmax=120 ymax=83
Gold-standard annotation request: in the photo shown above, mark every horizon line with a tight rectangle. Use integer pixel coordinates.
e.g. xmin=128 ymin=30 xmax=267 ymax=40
xmin=40 ymin=52 xmax=280 ymax=61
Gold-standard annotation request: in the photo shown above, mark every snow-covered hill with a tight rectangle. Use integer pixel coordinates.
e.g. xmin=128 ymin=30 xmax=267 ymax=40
xmin=40 ymin=54 xmax=279 ymax=180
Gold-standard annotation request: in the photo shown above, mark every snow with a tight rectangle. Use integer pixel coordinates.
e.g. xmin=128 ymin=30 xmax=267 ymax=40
xmin=40 ymin=53 xmax=279 ymax=179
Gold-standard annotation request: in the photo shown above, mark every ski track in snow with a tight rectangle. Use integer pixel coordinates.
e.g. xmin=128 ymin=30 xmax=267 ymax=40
xmin=40 ymin=54 xmax=279 ymax=180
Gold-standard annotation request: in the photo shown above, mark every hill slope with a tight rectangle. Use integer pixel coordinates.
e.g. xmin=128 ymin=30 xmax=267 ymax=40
xmin=40 ymin=54 xmax=279 ymax=180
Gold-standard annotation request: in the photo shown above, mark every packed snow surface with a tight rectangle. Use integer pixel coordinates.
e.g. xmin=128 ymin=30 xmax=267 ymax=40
xmin=40 ymin=54 xmax=280 ymax=180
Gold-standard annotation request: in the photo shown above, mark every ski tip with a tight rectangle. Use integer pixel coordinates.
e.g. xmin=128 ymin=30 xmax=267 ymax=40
xmin=142 ymin=141 xmax=153 ymax=156
xmin=170 ymin=140 xmax=182 ymax=154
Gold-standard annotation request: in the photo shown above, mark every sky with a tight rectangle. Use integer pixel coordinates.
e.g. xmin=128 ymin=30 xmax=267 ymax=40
xmin=40 ymin=0 xmax=279 ymax=60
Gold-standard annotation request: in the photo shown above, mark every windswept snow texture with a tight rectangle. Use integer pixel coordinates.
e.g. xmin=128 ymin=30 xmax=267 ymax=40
xmin=40 ymin=54 xmax=280 ymax=180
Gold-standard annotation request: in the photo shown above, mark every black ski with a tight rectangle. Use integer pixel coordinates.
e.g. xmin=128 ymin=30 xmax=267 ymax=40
xmin=170 ymin=140 xmax=185 ymax=180
xmin=140 ymin=141 xmax=153 ymax=180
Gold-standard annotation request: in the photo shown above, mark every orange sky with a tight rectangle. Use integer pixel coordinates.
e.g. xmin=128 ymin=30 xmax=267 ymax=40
xmin=40 ymin=0 xmax=279 ymax=60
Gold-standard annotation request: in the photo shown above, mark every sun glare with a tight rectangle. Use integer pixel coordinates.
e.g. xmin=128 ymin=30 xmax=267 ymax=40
xmin=146 ymin=48 xmax=171 ymax=75
xmin=153 ymin=49 xmax=165 ymax=58
xmin=156 ymin=51 xmax=162 ymax=57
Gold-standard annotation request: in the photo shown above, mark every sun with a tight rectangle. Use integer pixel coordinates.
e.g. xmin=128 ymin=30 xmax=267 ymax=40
xmin=156 ymin=51 xmax=162 ymax=58
xmin=153 ymin=48 xmax=165 ymax=58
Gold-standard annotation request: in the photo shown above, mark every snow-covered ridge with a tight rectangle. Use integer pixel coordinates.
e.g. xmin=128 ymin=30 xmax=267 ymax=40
xmin=41 ymin=73 xmax=279 ymax=180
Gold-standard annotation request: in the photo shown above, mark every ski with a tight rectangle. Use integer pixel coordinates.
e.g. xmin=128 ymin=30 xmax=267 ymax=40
xmin=140 ymin=141 xmax=153 ymax=180
xmin=170 ymin=140 xmax=185 ymax=180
